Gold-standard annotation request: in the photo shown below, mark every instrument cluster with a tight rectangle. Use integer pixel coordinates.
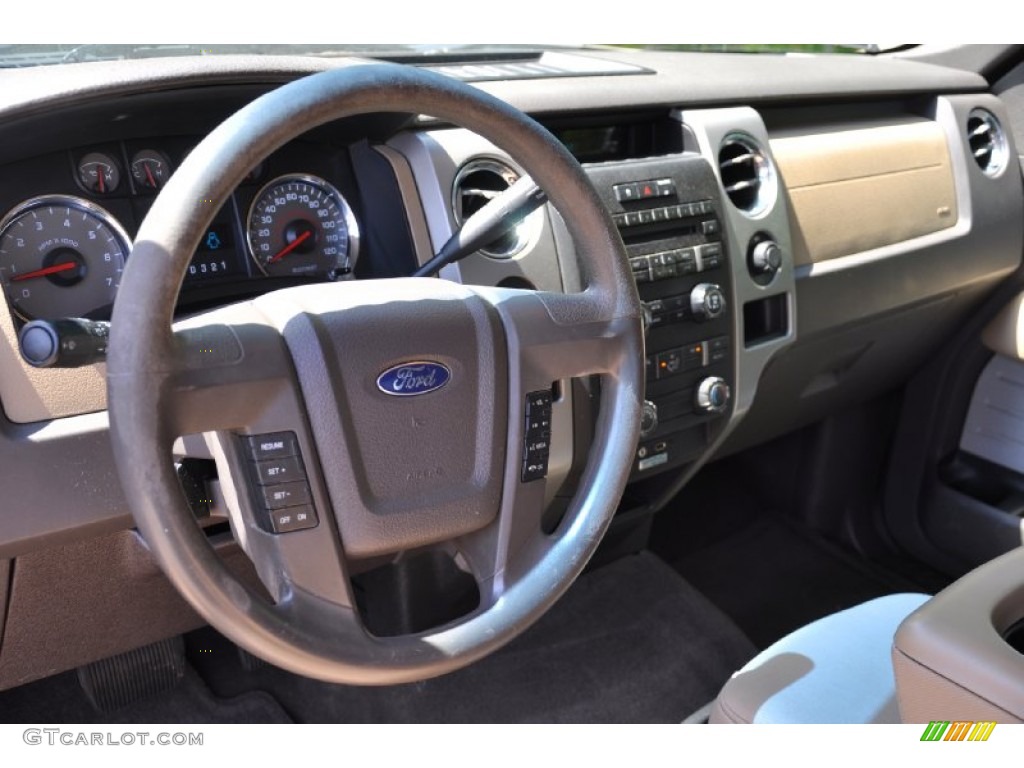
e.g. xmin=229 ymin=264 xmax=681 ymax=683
xmin=0 ymin=138 xmax=363 ymax=321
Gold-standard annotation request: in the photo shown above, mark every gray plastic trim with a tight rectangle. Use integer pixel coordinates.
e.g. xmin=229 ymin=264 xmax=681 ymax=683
xmin=370 ymin=145 xmax=435 ymax=268
xmin=640 ymin=108 xmax=798 ymax=506
xmin=894 ymin=546 xmax=1024 ymax=721
xmin=960 ymin=354 xmax=1024 ymax=475
xmin=676 ymin=108 xmax=797 ymax=417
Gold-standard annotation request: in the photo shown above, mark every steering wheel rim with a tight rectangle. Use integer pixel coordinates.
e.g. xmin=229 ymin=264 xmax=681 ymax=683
xmin=107 ymin=63 xmax=643 ymax=685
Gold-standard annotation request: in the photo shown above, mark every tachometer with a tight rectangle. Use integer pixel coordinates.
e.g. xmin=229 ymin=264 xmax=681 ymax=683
xmin=246 ymin=174 xmax=359 ymax=279
xmin=0 ymin=196 xmax=130 ymax=321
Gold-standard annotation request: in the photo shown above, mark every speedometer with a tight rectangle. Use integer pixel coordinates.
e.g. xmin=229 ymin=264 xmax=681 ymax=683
xmin=246 ymin=174 xmax=359 ymax=279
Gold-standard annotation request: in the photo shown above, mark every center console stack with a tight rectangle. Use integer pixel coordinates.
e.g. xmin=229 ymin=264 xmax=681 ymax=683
xmin=586 ymin=156 xmax=735 ymax=480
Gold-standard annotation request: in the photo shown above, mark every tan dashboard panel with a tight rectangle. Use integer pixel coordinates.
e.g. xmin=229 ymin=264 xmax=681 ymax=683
xmin=0 ymin=306 xmax=106 ymax=423
xmin=770 ymin=120 xmax=958 ymax=267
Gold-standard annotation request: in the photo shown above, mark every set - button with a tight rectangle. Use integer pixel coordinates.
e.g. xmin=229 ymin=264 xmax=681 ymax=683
xmin=243 ymin=431 xmax=319 ymax=534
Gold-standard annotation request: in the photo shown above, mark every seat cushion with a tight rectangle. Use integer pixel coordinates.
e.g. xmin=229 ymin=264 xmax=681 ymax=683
xmin=710 ymin=593 xmax=930 ymax=724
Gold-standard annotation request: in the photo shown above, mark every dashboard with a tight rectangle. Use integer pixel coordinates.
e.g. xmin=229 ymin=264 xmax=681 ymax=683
xmin=0 ymin=47 xmax=1023 ymax=690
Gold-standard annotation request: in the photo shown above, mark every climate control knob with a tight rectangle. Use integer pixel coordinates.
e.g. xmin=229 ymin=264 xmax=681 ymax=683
xmin=695 ymin=377 xmax=731 ymax=414
xmin=690 ymin=283 xmax=726 ymax=321
xmin=751 ymin=240 xmax=783 ymax=275
xmin=640 ymin=400 xmax=659 ymax=438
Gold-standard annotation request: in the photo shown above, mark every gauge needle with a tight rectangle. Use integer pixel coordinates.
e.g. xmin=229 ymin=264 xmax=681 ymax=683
xmin=11 ymin=262 xmax=77 ymax=282
xmin=144 ymin=164 xmax=157 ymax=188
xmin=268 ymin=230 xmax=312 ymax=264
xmin=97 ymin=172 xmax=105 ymax=194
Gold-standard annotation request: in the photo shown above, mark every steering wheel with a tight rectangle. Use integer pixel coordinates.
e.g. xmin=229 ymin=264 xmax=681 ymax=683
xmin=107 ymin=64 xmax=643 ymax=685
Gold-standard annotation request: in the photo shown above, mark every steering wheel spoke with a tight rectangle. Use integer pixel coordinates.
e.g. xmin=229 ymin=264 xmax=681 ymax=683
xmin=483 ymin=287 xmax=640 ymax=383
xmin=156 ymin=305 xmax=298 ymax=436
xmin=455 ymin=287 xmax=644 ymax=604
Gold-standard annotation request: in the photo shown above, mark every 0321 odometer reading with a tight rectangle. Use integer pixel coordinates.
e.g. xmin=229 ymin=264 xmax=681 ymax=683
xmin=247 ymin=174 xmax=359 ymax=279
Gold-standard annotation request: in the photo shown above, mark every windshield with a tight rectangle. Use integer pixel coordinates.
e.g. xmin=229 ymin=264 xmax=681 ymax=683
xmin=0 ymin=43 xmax=879 ymax=68
xmin=0 ymin=44 xmax=561 ymax=68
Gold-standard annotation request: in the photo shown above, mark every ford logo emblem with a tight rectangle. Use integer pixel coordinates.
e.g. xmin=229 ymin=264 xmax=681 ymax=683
xmin=376 ymin=361 xmax=451 ymax=397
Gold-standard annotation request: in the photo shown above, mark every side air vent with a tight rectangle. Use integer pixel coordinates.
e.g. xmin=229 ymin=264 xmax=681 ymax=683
xmin=967 ymin=109 xmax=1008 ymax=177
xmin=451 ymin=159 xmax=540 ymax=258
xmin=718 ymin=134 xmax=776 ymax=215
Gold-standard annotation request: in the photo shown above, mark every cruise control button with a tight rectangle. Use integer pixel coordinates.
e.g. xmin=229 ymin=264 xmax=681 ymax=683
xmin=261 ymin=481 xmax=312 ymax=510
xmin=245 ymin=431 xmax=299 ymax=461
xmin=270 ymin=504 xmax=319 ymax=534
xmin=254 ymin=456 xmax=305 ymax=486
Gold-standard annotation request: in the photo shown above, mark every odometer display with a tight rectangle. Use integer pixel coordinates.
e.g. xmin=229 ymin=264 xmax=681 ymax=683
xmin=247 ymin=174 xmax=359 ymax=279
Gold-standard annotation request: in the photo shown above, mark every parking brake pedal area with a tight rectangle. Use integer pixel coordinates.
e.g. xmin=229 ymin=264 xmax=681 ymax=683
xmin=76 ymin=636 xmax=186 ymax=713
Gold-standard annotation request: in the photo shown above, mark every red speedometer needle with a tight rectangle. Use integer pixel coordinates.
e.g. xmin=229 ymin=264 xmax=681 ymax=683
xmin=268 ymin=230 xmax=312 ymax=264
xmin=11 ymin=262 xmax=77 ymax=282
xmin=144 ymin=164 xmax=157 ymax=188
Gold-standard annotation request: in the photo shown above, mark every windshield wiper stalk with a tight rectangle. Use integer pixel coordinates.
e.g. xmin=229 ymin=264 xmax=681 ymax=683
xmin=413 ymin=176 xmax=546 ymax=277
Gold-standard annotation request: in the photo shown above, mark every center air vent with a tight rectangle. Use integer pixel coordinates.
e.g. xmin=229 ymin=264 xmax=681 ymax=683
xmin=451 ymin=159 xmax=540 ymax=258
xmin=718 ymin=134 xmax=776 ymax=216
xmin=967 ymin=109 xmax=1008 ymax=177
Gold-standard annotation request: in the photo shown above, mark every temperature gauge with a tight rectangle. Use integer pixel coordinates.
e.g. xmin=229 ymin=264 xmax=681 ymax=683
xmin=130 ymin=149 xmax=172 ymax=191
xmin=77 ymin=152 xmax=121 ymax=195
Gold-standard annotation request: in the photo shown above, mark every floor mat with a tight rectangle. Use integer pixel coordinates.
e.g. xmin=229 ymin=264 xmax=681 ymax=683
xmin=669 ymin=515 xmax=914 ymax=649
xmin=193 ymin=551 xmax=756 ymax=723
xmin=0 ymin=666 xmax=291 ymax=724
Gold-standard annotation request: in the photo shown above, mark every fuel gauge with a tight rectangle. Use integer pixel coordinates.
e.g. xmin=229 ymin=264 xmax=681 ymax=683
xmin=130 ymin=149 xmax=172 ymax=191
xmin=77 ymin=152 xmax=121 ymax=195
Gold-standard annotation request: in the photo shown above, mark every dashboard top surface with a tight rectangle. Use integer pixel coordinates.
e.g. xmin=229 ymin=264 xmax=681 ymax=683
xmin=0 ymin=49 xmax=987 ymax=122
